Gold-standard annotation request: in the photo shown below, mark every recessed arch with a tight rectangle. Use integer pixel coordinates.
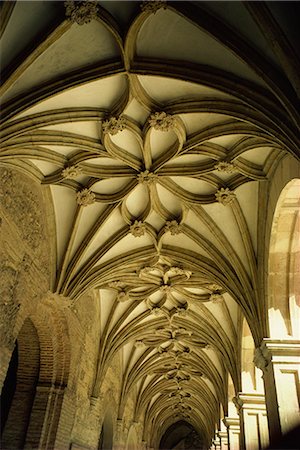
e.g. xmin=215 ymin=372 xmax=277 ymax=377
xmin=1 ymin=318 xmax=40 ymax=450
xmin=159 ymin=420 xmax=205 ymax=450
xmin=98 ymin=409 xmax=114 ymax=450
xmin=268 ymin=178 xmax=300 ymax=338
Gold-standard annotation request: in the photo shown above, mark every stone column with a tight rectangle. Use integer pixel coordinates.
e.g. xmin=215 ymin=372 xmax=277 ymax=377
xmin=223 ymin=417 xmax=240 ymax=450
xmin=114 ymin=419 xmax=126 ymax=450
xmin=254 ymin=339 xmax=300 ymax=445
xmin=213 ymin=437 xmax=221 ymax=450
xmin=234 ymin=393 xmax=269 ymax=450
xmin=217 ymin=430 xmax=229 ymax=450
xmin=141 ymin=440 xmax=147 ymax=450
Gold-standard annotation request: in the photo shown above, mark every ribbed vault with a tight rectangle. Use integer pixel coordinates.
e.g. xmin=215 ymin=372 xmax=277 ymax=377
xmin=1 ymin=0 xmax=299 ymax=446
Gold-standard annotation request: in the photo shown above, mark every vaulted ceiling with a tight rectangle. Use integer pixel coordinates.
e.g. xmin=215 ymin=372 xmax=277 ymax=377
xmin=1 ymin=1 xmax=299 ymax=446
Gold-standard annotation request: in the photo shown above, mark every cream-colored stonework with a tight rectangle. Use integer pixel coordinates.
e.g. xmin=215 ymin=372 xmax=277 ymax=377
xmin=1 ymin=1 xmax=300 ymax=449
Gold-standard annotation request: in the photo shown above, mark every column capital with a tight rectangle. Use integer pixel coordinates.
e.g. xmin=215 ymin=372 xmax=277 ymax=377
xmin=254 ymin=339 xmax=300 ymax=370
xmin=234 ymin=392 xmax=267 ymax=414
xmin=254 ymin=344 xmax=271 ymax=371
xmin=235 ymin=392 xmax=266 ymax=406
xmin=223 ymin=416 xmax=240 ymax=430
xmin=218 ymin=431 xmax=228 ymax=438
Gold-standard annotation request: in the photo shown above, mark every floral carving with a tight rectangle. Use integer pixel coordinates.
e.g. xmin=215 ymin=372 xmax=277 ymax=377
xmin=0 ymin=257 xmax=21 ymax=349
xmin=76 ymin=188 xmax=96 ymax=206
xmin=159 ymin=284 xmax=171 ymax=293
xmin=65 ymin=1 xmax=98 ymax=25
xmin=0 ymin=169 xmax=44 ymax=249
xmin=214 ymin=161 xmax=237 ymax=173
xmin=253 ymin=346 xmax=271 ymax=371
xmin=168 ymin=267 xmax=191 ymax=279
xmin=102 ymin=116 xmax=126 ymax=135
xmin=174 ymin=307 xmax=188 ymax=317
xmin=150 ymin=306 xmax=166 ymax=317
xmin=130 ymin=220 xmax=146 ymax=237
xmin=164 ymin=220 xmax=182 ymax=235
xmin=117 ymin=291 xmax=130 ymax=302
xmin=208 ymin=283 xmax=222 ymax=291
xmin=148 ymin=111 xmax=174 ymax=131
xmin=137 ymin=170 xmax=158 ymax=185
xmin=215 ymin=187 xmax=236 ymax=205
xmin=140 ymin=1 xmax=167 ymax=14
xmin=210 ymin=292 xmax=223 ymax=303
xmin=135 ymin=340 xmax=146 ymax=349
xmin=62 ymin=165 xmax=82 ymax=179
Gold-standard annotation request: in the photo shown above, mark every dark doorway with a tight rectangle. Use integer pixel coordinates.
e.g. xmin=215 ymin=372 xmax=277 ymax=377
xmin=159 ymin=420 xmax=204 ymax=449
xmin=0 ymin=343 xmax=18 ymax=433
xmin=0 ymin=319 xmax=40 ymax=450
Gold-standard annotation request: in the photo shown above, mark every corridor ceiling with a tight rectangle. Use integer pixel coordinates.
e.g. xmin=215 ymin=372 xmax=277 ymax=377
xmin=1 ymin=0 xmax=300 ymax=446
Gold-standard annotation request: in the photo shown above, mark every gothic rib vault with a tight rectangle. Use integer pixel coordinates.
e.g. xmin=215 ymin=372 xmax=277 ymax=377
xmin=1 ymin=1 xmax=300 ymax=448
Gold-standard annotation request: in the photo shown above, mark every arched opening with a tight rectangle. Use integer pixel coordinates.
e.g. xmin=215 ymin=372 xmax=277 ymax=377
xmin=0 ymin=319 xmax=40 ymax=450
xmin=1 ymin=344 xmax=18 ymax=433
xmin=241 ymin=318 xmax=256 ymax=392
xmin=159 ymin=420 xmax=204 ymax=449
xmin=1 ymin=309 xmax=70 ymax=450
xmin=241 ymin=318 xmax=264 ymax=394
xmin=98 ymin=412 xmax=113 ymax=450
xmin=268 ymin=179 xmax=300 ymax=338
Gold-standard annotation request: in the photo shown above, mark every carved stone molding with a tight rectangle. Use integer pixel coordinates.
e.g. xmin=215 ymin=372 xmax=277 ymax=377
xmin=168 ymin=266 xmax=191 ymax=279
xmin=140 ymin=1 xmax=167 ymax=14
xmin=0 ymin=168 xmax=44 ymax=250
xmin=102 ymin=116 xmax=126 ymax=135
xmin=232 ymin=396 xmax=243 ymax=412
xmin=215 ymin=187 xmax=236 ymax=205
xmin=130 ymin=220 xmax=146 ymax=237
xmin=235 ymin=392 xmax=266 ymax=408
xmin=223 ymin=416 xmax=240 ymax=430
xmin=117 ymin=291 xmax=130 ymax=302
xmin=164 ymin=220 xmax=182 ymax=235
xmin=115 ymin=419 xmax=124 ymax=441
xmin=253 ymin=339 xmax=300 ymax=374
xmin=62 ymin=165 xmax=82 ymax=179
xmin=208 ymin=283 xmax=222 ymax=291
xmin=44 ymin=291 xmax=77 ymax=311
xmin=253 ymin=346 xmax=271 ymax=371
xmin=137 ymin=170 xmax=158 ymax=185
xmin=76 ymin=188 xmax=96 ymax=206
xmin=159 ymin=284 xmax=171 ymax=293
xmin=148 ymin=111 xmax=174 ymax=131
xmin=65 ymin=1 xmax=98 ymax=25
xmin=0 ymin=254 xmax=31 ymax=348
xmin=169 ymin=390 xmax=191 ymax=399
xmin=210 ymin=292 xmax=223 ymax=303
xmin=135 ymin=340 xmax=146 ymax=349
xmin=149 ymin=305 xmax=167 ymax=317
xmin=90 ymin=395 xmax=100 ymax=408
xmin=174 ymin=306 xmax=188 ymax=317
xmin=214 ymin=161 xmax=237 ymax=173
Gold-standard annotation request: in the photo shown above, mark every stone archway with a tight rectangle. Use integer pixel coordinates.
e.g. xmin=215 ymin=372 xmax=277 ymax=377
xmin=1 ymin=318 xmax=40 ymax=450
xmin=268 ymin=179 xmax=300 ymax=338
xmin=98 ymin=411 xmax=114 ymax=450
xmin=159 ymin=420 xmax=204 ymax=450
xmin=0 ymin=302 xmax=71 ymax=450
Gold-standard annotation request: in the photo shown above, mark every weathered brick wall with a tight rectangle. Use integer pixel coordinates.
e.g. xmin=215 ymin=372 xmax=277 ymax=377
xmin=0 ymin=167 xmax=53 ymax=388
xmin=0 ymin=167 xmax=145 ymax=449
